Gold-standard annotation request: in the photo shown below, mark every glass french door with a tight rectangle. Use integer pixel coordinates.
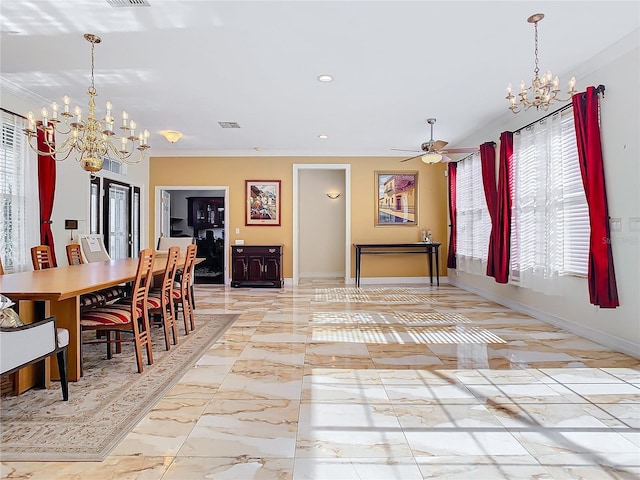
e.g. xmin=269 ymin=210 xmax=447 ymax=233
xmin=90 ymin=178 xmax=140 ymax=259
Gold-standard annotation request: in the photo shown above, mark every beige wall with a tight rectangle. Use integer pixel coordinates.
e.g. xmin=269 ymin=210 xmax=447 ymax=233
xmin=299 ymin=169 xmax=346 ymax=278
xmin=149 ymin=156 xmax=449 ymax=280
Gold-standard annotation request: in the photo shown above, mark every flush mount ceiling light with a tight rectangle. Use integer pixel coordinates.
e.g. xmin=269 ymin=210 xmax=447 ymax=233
xmin=318 ymin=134 xmax=328 ymax=139
xmin=317 ymin=74 xmax=333 ymax=82
xmin=506 ymin=13 xmax=577 ymax=113
xmin=160 ymin=130 xmax=183 ymax=143
xmin=23 ymin=33 xmax=150 ymax=172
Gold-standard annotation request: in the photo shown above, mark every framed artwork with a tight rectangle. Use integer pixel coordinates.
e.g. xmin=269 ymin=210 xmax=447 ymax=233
xmin=245 ymin=180 xmax=281 ymax=226
xmin=375 ymin=171 xmax=418 ymax=226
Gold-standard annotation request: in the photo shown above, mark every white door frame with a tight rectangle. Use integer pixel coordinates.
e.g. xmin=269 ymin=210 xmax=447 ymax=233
xmin=293 ymin=164 xmax=351 ymax=285
xmin=154 ymin=185 xmax=230 ymax=283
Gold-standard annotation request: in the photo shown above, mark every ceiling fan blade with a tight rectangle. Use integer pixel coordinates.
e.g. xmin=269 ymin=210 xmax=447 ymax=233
xmin=391 ymin=148 xmax=421 ymax=153
xmin=431 ymin=140 xmax=448 ymax=151
xmin=400 ymin=153 xmax=423 ymax=163
xmin=440 ymin=155 xmax=455 ymax=163
xmin=440 ymin=147 xmax=478 ymax=154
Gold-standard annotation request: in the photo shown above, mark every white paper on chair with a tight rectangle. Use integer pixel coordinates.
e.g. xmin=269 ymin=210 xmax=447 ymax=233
xmin=86 ymin=237 xmax=101 ymax=252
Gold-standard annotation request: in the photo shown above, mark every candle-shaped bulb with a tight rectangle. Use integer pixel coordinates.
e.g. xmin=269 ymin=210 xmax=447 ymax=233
xmin=129 ymin=120 xmax=136 ymax=136
xmin=122 ymin=111 xmax=128 ymax=127
xmin=552 ymin=76 xmax=560 ymax=89
xmin=121 ymin=135 xmax=127 ymax=148
xmin=105 ymin=101 xmax=112 ymax=112
xmin=51 ymin=102 xmax=58 ymax=119
xmin=520 ymin=80 xmax=526 ymax=93
xmin=568 ymin=76 xmax=576 ymax=91
xmin=27 ymin=111 xmax=35 ymax=129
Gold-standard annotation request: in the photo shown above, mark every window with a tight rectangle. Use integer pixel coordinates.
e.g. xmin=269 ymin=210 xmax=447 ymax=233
xmin=510 ymin=108 xmax=589 ymax=293
xmin=455 ymin=152 xmax=491 ymax=274
xmin=0 ymin=110 xmax=38 ymax=272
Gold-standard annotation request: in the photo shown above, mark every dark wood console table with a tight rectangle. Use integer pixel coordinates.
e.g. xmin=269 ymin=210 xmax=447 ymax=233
xmin=353 ymin=242 xmax=441 ymax=287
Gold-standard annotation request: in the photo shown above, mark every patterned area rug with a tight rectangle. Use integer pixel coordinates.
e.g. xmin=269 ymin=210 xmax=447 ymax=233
xmin=0 ymin=313 xmax=238 ymax=462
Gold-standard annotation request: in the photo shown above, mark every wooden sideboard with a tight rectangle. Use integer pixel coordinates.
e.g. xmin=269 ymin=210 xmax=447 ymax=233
xmin=231 ymin=245 xmax=283 ymax=288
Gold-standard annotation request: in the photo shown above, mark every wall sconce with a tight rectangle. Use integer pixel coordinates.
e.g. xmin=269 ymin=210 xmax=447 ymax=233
xmin=326 ymin=192 xmax=340 ymax=199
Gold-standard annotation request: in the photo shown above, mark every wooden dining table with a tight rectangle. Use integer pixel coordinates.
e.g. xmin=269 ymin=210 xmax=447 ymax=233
xmin=0 ymin=255 xmax=193 ymax=382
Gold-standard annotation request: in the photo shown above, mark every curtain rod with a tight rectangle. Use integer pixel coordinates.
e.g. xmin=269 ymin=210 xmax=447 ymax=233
xmin=514 ymin=84 xmax=605 ymax=134
xmin=0 ymin=107 xmax=27 ymax=120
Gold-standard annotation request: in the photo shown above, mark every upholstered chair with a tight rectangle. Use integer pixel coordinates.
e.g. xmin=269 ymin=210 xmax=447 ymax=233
xmin=0 ymin=316 xmax=69 ymax=401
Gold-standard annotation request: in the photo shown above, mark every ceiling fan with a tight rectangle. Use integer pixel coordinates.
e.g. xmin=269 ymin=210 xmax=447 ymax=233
xmin=393 ymin=118 xmax=477 ymax=163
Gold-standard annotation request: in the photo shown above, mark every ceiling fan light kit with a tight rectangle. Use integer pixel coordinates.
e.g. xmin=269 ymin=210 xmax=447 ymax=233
xmin=506 ymin=13 xmax=577 ymax=113
xmin=421 ymin=153 xmax=443 ymax=164
xmin=394 ymin=117 xmax=477 ymax=164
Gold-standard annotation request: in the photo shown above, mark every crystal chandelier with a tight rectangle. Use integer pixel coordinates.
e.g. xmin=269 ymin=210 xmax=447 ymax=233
xmin=23 ymin=33 xmax=150 ymax=172
xmin=506 ymin=13 xmax=577 ymax=114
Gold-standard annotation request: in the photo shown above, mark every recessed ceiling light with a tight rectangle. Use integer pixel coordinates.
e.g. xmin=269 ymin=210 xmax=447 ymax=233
xmin=317 ymin=74 xmax=333 ymax=82
xmin=318 ymin=134 xmax=328 ymax=139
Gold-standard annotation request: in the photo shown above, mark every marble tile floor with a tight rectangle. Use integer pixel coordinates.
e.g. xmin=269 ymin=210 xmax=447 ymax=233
xmin=2 ymin=281 xmax=639 ymax=479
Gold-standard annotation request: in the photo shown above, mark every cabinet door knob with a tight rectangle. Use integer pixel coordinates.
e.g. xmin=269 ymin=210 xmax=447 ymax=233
xmin=268 ymin=248 xmax=276 ymax=253
xmin=236 ymin=248 xmax=243 ymax=253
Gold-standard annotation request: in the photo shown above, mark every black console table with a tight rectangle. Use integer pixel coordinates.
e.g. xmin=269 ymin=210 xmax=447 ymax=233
xmin=353 ymin=242 xmax=441 ymax=287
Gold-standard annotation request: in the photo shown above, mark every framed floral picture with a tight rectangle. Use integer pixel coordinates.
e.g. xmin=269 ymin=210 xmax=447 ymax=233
xmin=245 ymin=180 xmax=281 ymax=226
xmin=375 ymin=171 xmax=418 ymax=226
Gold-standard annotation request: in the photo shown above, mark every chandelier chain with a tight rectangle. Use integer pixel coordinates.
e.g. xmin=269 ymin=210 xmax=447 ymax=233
xmin=533 ymin=21 xmax=540 ymax=79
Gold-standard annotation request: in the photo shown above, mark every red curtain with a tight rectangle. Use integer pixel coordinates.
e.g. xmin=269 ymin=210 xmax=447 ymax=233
xmin=37 ymin=128 xmax=57 ymax=267
xmin=492 ymin=131 xmax=513 ymax=284
xmin=572 ymin=86 xmax=619 ymax=308
xmin=446 ymin=162 xmax=457 ymax=269
xmin=480 ymin=142 xmax=498 ymax=278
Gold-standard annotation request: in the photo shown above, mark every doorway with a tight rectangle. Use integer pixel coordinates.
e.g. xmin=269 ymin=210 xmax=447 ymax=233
xmin=89 ymin=176 xmax=141 ymax=259
xmin=155 ymin=186 xmax=229 ymax=285
xmin=293 ymin=164 xmax=351 ymax=285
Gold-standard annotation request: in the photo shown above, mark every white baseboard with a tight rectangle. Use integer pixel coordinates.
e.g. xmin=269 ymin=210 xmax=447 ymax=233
xmin=449 ymin=276 xmax=640 ymax=359
xmin=354 ymin=276 xmax=443 ymax=286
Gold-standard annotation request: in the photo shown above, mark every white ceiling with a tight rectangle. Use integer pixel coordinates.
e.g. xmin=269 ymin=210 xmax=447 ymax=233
xmin=1 ymin=1 xmax=638 ymax=158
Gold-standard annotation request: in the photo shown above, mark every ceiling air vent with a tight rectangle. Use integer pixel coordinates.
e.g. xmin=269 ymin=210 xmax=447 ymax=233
xmin=218 ymin=122 xmax=241 ymax=129
xmin=106 ymin=0 xmax=150 ymax=7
